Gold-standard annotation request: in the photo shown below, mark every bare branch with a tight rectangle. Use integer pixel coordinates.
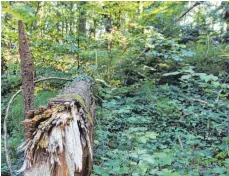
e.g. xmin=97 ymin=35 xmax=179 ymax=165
xmin=178 ymin=2 xmax=201 ymax=20
xmin=190 ymin=98 xmax=208 ymax=105
xmin=3 ymin=90 xmax=21 ymax=176
xmin=177 ymin=135 xmax=184 ymax=151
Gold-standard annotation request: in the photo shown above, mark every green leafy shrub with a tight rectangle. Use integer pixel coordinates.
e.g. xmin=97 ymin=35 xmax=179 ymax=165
xmin=93 ymin=70 xmax=229 ymax=175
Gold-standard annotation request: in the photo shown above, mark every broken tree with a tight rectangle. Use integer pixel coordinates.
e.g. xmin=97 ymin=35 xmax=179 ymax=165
xmin=18 ymin=79 xmax=95 ymax=176
xmin=18 ymin=20 xmax=35 ymax=119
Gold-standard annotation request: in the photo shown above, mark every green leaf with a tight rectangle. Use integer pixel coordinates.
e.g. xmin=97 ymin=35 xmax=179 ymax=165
xmin=138 ymin=161 xmax=148 ymax=173
xmin=213 ymin=167 xmax=227 ymax=174
xmin=139 ymin=136 xmax=148 ymax=144
xmin=154 ymin=152 xmax=167 ymax=158
xmin=145 ymin=132 xmax=158 ymax=139
xmin=93 ymin=165 xmax=103 ymax=175
xmin=139 ymin=154 xmax=155 ymax=164
xmin=181 ymin=74 xmax=192 ymax=80
xmin=119 ymin=167 xmax=128 ymax=174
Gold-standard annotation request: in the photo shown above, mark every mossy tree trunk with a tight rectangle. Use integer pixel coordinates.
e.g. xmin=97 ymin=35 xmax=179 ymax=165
xmin=19 ymin=80 xmax=95 ymax=176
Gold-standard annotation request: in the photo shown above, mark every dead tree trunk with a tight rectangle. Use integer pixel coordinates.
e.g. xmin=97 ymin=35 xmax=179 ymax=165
xmin=18 ymin=79 xmax=95 ymax=176
xmin=18 ymin=20 xmax=35 ymax=118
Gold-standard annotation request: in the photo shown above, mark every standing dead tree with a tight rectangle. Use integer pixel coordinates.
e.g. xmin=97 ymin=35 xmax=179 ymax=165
xmin=4 ymin=19 xmax=34 ymax=176
xmin=18 ymin=20 xmax=35 ymax=119
xmin=18 ymin=79 xmax=95 ymax=176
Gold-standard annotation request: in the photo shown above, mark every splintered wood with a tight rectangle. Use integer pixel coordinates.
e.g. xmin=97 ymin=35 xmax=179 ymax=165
xmin=18 ymin=81 xmax=94 ymax=176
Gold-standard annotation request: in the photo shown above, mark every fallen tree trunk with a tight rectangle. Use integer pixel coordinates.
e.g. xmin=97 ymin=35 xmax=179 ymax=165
xmin=18 ymin=79 xmax=95 ymax=176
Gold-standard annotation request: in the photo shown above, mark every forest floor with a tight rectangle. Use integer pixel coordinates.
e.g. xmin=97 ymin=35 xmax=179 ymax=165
xmin=1 ymin=77 xmax=229 ymax=176
xmin=93 ymin=81 xmax=229 ymax=176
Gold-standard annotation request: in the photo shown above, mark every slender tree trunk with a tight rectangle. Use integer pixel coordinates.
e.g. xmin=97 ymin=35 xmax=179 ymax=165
xmin=19 ymin=79 xmax=95 ymax=176
xmin=18 ymin=20 xmax=35 ymax=119
xmin=93 ymin=19 xmax=96 ymax=38
xmin=221 ymin=2 xmax=229 ymax=43
xmin=1 ymin=53 xmax=8 ymax=74
xmin=36 ymin=2 xmax=44 ymax=37
xmin=62 ymin=21 xmax=64 ymax=37
xmin=79 ymin=1 xmax=87 ymax=36
xmin=77 ymin=1 xmax=87 ymax=69
xmin=65 ymin=18 xmax=68 ymax=34
xmin=95 ymin=50 xmax=99 ymax=76
xmin=69 ymin=2 xmax=73 ymax=34
xmin=138 ymin=1 xmax=143 ymax=16
xmin=31 ymin=1 xmax=42 ymax=32
xmin=107 ymin=15 xmax=113 ymax=82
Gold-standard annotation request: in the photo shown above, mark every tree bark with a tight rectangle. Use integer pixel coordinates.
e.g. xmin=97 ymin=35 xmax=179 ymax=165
xmin=79 ymin=1 xmax=87 ymax=36
xmin=18 ymin=79 xmax=94 ymax=176
xmin=221 ymin=2 xmax=229 ymax=43
xmin=18 ymin=20 xmax=35 ymax=119
xmin=77 ymin=1 xmax=87 ymax=69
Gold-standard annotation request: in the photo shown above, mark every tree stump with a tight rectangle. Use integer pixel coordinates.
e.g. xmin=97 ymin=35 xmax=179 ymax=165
xmin=18 ymin=80 xmax=95 ymax=176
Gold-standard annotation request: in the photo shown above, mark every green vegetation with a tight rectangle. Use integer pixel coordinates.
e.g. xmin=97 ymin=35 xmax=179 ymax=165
xmin=94 ymin=72 xmax=229 ymax=175
xmin=1 ymin=1 xmax=229 ymax=176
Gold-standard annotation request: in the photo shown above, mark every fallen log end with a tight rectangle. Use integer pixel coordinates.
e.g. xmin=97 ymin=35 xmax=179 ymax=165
xmin=18 ymin=81 xmax=94 ymax=176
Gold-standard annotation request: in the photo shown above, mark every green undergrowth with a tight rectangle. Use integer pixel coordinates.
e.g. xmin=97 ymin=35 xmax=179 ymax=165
xmin=93 ymin=77 xmax=229 ymax=175
xmin=1 ymin=71 xmax=228 ymax=175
